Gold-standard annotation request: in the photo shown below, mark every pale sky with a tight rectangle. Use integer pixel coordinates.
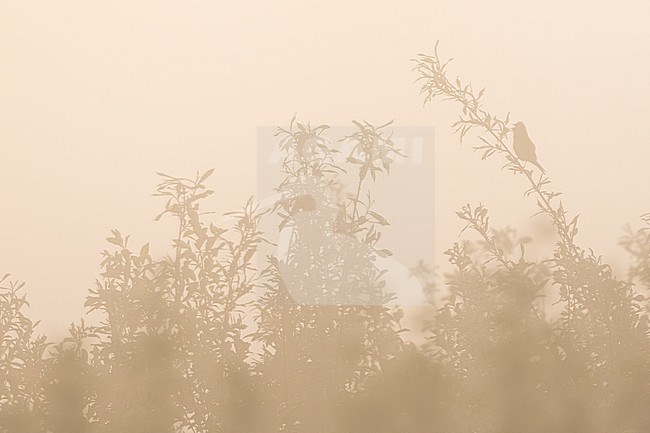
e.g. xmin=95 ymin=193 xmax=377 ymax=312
xmin=1 ymin=0 xmax=649 ymax=336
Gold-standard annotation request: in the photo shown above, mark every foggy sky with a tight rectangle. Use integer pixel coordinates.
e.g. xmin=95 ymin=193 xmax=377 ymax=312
xmin=1 ymin=0 xmax=649 ymax=335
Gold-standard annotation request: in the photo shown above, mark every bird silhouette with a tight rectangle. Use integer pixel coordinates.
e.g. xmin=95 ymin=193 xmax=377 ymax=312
xmin=512 ymin=122 xmax=546 ymax=174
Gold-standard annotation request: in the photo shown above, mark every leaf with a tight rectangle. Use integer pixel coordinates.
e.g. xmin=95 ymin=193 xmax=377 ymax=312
xmin=360 ymin=165 xmax=368 ymax=180
xmin=198 ymin=168 xmax=215 ymax=185
xmin=376 ymin=249 xmax=393 ymax=258
xmin=347 ymin=156 xmax=364 ymax=164
xmin=368 ymin=211 xmax=389 ymax=226
xmin=106 ymin=230 xmax=123 ymax=247
xmin=243 ymin=248 xmax=255 ymax=264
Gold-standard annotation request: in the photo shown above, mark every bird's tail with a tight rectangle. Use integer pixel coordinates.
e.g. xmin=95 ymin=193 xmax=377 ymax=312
xmin=532 ymin=160 xmax=546 ymax=174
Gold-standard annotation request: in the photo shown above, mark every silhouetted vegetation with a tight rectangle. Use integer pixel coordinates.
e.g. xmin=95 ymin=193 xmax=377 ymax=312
xmin=1 ymin=44 xmax=648 ymax=433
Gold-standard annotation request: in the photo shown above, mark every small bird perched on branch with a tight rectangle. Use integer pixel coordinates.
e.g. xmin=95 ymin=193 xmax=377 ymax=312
xmin=512 ymin=121 xmax=546 ymax=174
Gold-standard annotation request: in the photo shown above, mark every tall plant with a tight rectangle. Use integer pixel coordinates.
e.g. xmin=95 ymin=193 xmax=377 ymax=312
xmin=84 ymin=171 xmax=264 ymax=432
xmin=414 ymin=42 xmax=650 ymax=432
xmin=253 ymin=119 xmax=405 ymax=432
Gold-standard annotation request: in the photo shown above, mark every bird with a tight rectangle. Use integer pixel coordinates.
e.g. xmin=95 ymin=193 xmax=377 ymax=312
xmin=512 ymin=121 xmax=546 ymax=174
